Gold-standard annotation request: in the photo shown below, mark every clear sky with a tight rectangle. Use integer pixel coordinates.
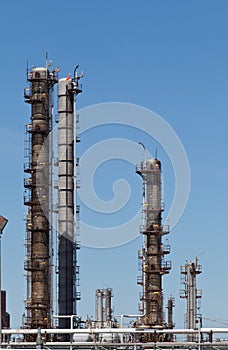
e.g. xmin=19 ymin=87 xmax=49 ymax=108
xmin=0 ymin=0 xmax=228 ymax=329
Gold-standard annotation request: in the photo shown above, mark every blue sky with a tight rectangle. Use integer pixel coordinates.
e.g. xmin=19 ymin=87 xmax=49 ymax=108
xmin=0 ymin=1 xmax=228 ymax=329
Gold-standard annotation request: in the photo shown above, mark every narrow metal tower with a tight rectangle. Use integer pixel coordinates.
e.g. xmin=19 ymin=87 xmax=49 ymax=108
xmin=104 ymin=288 xmax=113 ymax=326
xmin=167 ymin=297 xmax=175 ymax=330
xmin=95 ymin=288 xmax=113 ymax=328
xmin=180 ymin=257 xmax=202 ymax=334
xmin=57 ymin=69 xmax=82 ymax=329
xmin=24 ymin=66 xmax=58 ymax=328
xmin=136 ymin=151 xmax=171 ymax=328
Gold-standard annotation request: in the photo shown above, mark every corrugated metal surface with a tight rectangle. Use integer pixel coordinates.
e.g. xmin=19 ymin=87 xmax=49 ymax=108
xmin=58 ymin=77 xmax=76 ymax=331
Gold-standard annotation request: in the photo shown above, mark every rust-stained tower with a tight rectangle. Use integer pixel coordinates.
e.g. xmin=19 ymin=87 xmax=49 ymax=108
xmin=136 ymin=149 xmax=171 ymax=328
xmin=24 ymin=65 xmax=58 ymax=328
xmin=104 ymin=288 xmax=113 ymax=326
xmin=167 ymin=297 xmax=175 ymax=330
xmin=1 ymin=291 xmax=10 ymax=329
xmin=180 ymin=257 xmax=202 ymax=334
xmin=57 ymin=69 xmax=82 ymax=329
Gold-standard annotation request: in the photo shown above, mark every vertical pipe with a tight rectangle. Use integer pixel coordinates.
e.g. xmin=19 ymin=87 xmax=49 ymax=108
xmin=0 ymin=233 xmax=2 ymax=344
xmin=49 ymin=84 xmax=55 ymax=327
xmin=25 ymin=211 xmax=32 ymax=324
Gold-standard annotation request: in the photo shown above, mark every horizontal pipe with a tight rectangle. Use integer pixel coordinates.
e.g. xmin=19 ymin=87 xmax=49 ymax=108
xmin=4 ymin=341 xmax=228 ymax=348
xmin=3 ymin=327 xmax=228 ymax=335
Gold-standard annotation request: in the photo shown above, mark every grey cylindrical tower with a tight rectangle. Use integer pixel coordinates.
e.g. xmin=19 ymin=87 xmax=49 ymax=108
xmin=57 ymin=75 xmax=82 ymax=329
xmin=95 ymin=289 xmax=104 ymax=328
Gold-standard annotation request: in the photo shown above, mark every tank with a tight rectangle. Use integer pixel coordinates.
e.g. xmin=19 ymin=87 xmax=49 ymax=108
xmin=73 ymin=333 xmax=92 ymax=342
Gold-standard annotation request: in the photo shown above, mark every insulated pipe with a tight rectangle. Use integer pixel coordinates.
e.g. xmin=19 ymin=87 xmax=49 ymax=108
xmin=58 ymin=78 xmax=75 ymax=330
xmin=57 ymin=76 xmax=82 ymax=331
xmin=3 ymin=327 xmax=228 ymax=335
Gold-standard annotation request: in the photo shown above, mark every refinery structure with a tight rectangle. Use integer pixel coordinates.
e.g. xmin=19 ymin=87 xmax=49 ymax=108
xmin=136 ymin=154 xmax=172 ymax=331
xmin=23 ymin=62 xmax=83 ymax=332
xmin=0 ymin=58 xmax=227 ymax=349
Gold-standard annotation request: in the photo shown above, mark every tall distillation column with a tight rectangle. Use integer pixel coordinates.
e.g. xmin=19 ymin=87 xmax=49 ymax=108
xmin=180 ymin=257 xmax=202 ymax=336
xmin=167 ymin=297 xmax=175 ymax=330
xmin=136 ymin=152 xmax=171 ymax=328
xmin=95 ymin=288 xmax=113 ymax=328
xmin=24 ymin=66 xmax=58 ymax=328
xmin=57 ymin=71 xmax=82 ymax=329
xmin=104 ymin=288 xmax=113 ymax=327
xmin=95 ymin=289 xmax=104 ymax=328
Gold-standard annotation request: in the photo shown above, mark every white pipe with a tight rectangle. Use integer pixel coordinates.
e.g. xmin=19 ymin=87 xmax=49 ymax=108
xmin=2 ymin=327 xmax=228 ymax=335
xmin=201 ymin=327 xmax=228 ymax=333
xmin=3 ymin=341 xmax=214 ymax=349
xmin=0 ymin=328 xmax=198 ymax=335
xmin=3 ymin=341 xmax=228 ymax=348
